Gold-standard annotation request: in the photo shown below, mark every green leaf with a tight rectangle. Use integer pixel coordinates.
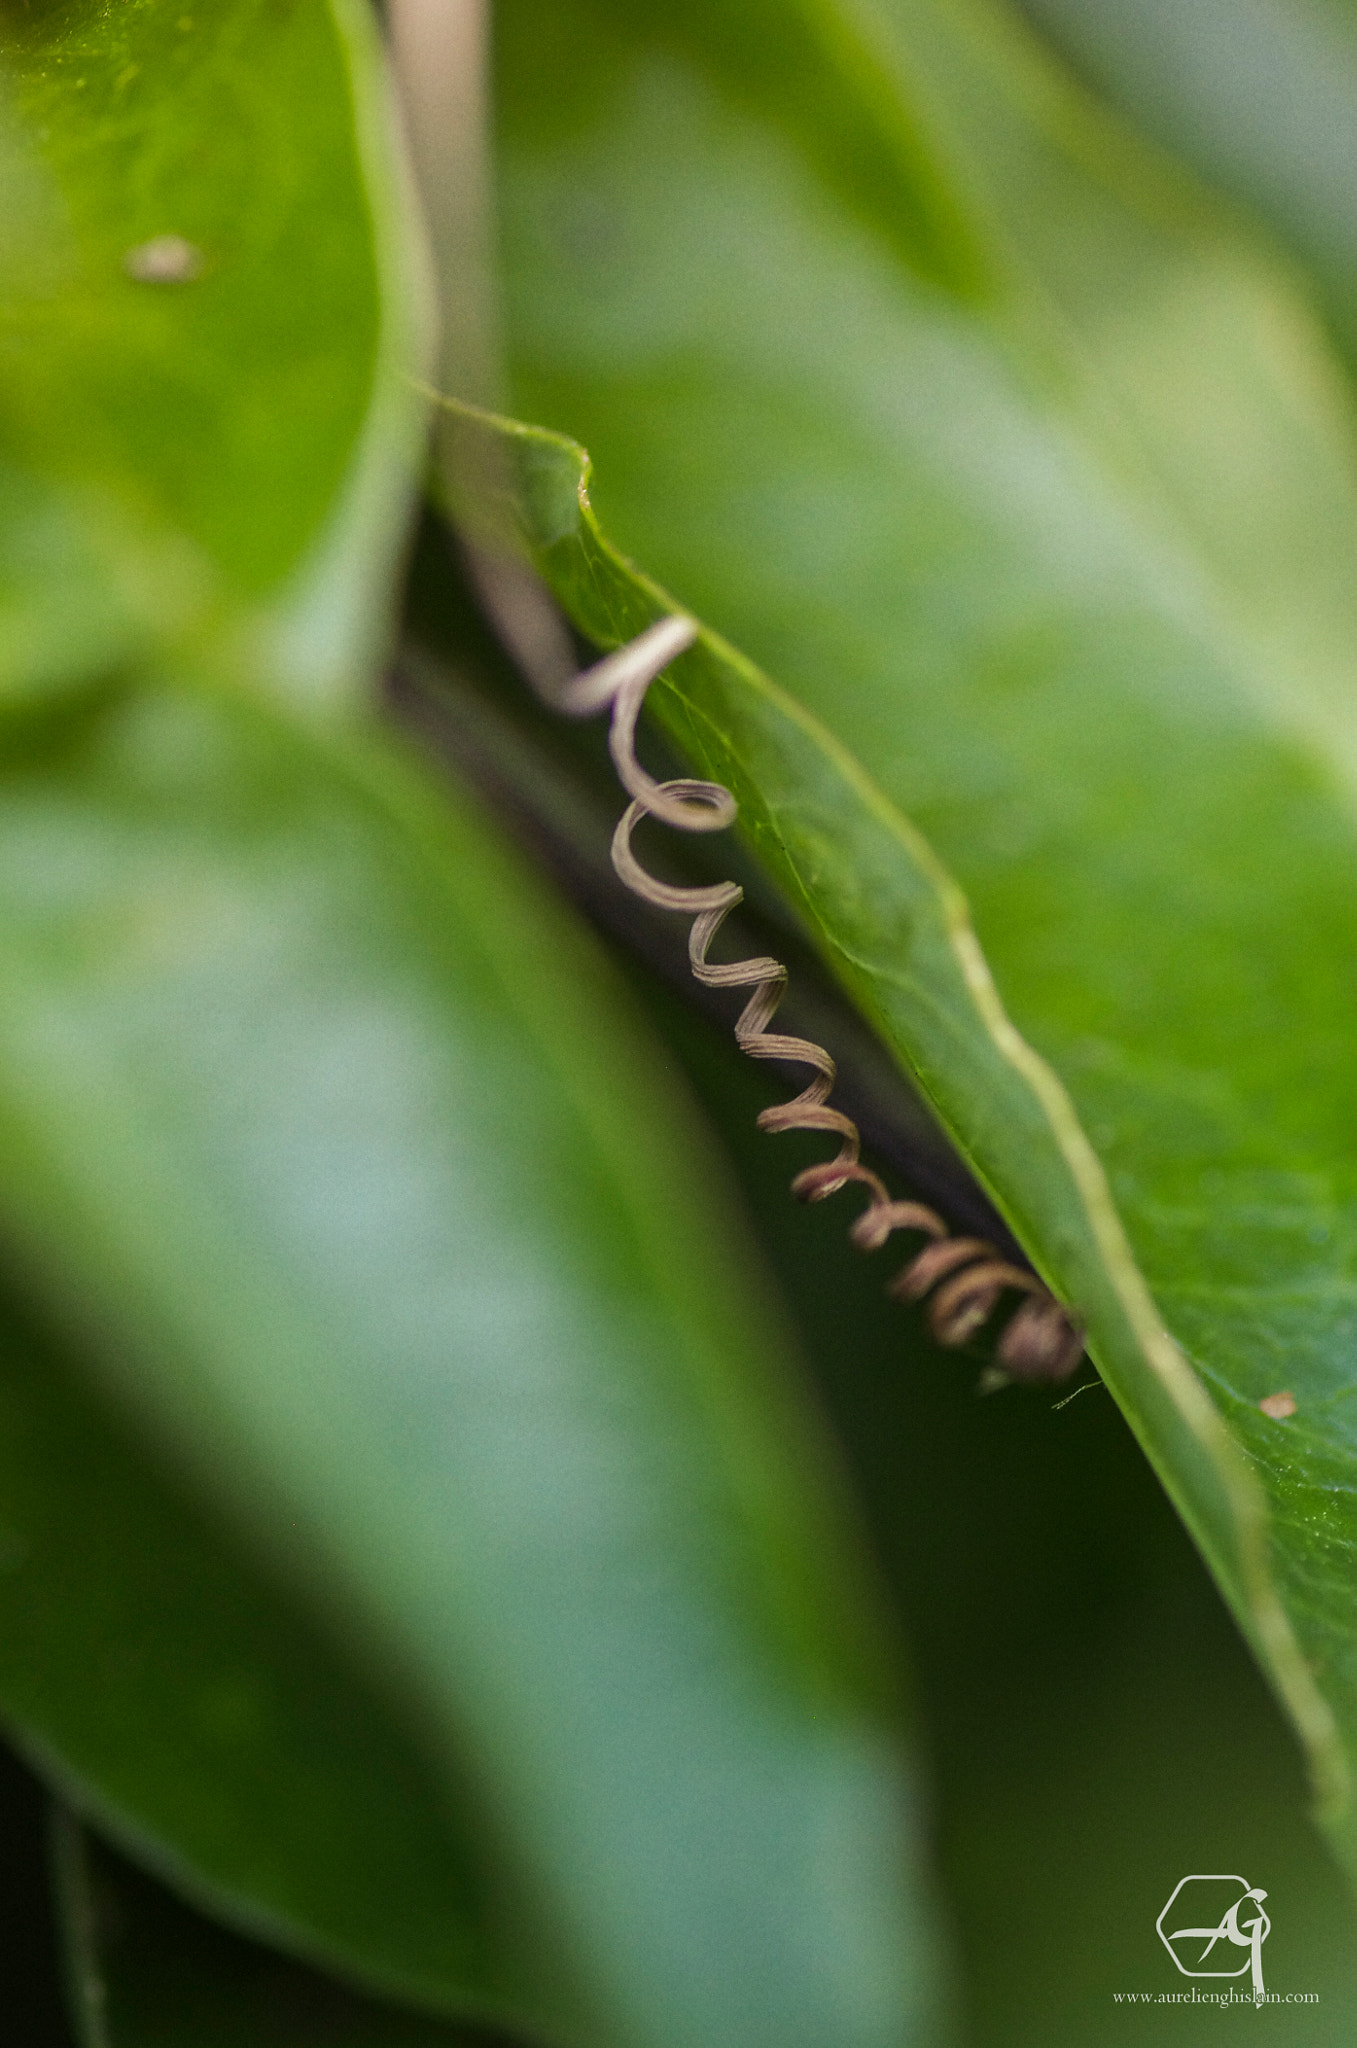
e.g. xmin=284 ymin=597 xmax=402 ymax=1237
xmin=477 ymin=0 xmax=1357 ymax=1876
xmin=441 ymin=396 xmax=1335 ymax=1824
xmin=0 ymin=684 xmax=947 ymax=2048
xmin=53 ymin=1819 xmax=492 ymax=2048
xmin=0 ymin=0 xmax=430 ymax=708
xmin=624 ymin=959 xmax=1357 ymax=2032
xmin=0 ymin=1287 xmax=510 ymax=2020
xmin=1015 ymin=0 xmax=1357 ymax=364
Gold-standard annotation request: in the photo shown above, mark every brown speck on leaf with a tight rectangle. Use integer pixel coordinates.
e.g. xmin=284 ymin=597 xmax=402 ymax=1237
xmin=124 ymin=235 xmax=202 ymax=283
xmin=1259 ymin=1391 xmax=1297 ymax=1420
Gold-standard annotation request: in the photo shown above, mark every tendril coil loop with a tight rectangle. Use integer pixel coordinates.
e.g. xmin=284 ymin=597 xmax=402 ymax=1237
xmin=553 ymin=614 xmax=1084 ymax=1385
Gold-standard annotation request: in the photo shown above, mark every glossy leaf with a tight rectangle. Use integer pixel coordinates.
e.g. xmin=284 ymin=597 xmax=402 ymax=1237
xmin=54 ymin=1820 xmax=500 ymax=2048
xmin=439 ymin=398 xmax=1326 ymax=1819
xmin=0 ymin=1288 xmax=506 ymax=2019
xmin=478 ymin=0 xmax=1357 ymax=1877
xmin=0 ymin=0 xmax=429 ymax=707
xmin=625 ymin=956 xmax=1357 ymax=2039
xmin=0 ymin=684 xmax=947 ymax=2048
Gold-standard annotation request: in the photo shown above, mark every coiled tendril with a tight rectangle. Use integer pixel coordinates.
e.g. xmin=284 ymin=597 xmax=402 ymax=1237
xmin=551 ymin=613 xmax=1084 ymax=1386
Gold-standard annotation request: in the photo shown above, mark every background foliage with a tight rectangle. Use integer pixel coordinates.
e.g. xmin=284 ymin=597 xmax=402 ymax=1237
xmin=2 ymin=0 xmax=1357 ymax=2042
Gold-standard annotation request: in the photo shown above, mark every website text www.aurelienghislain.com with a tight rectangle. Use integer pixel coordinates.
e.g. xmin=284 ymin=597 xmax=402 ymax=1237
xmin=1113 ymin=1989 xmax=1320 ymax=2007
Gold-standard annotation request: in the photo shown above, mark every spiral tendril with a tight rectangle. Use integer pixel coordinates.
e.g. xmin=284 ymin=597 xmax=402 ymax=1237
xmin=550 ymin=613 xmax=1084 ymax=1386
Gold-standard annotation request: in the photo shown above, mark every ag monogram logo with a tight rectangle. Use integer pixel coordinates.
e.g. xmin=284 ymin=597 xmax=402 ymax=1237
xmin=1157 ymin=1876 xmax=1271 ymax=2000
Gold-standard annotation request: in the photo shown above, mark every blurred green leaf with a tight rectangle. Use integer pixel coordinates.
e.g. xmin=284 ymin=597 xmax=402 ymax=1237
xmin=0 ymin=1289 xmax=510 ymax=2020
xmin=0 ymin=684 xmax=947 ymax=2048
xmin=54 ymin=1819 xmax=503 ymax=2048
xmin=1 ymin=4 xmax=953 ymax=2038
xmin=0 ymin=0 xmax=429 ymax=708
xmin=479 ymin=0 xmax=1357 ymax=1879
xmin=1015 ymin=0 xmax=1357 ymax=367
